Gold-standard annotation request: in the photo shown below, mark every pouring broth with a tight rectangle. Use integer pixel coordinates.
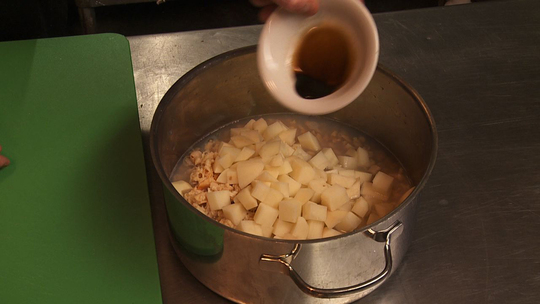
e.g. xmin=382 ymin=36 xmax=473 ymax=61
xmin=170 ymin=114 xmax=413 ymax=239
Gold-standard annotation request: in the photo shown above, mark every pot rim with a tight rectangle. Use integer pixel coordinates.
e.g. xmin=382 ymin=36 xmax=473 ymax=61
xmin=149 ymin=45 xmax=438 ymax=244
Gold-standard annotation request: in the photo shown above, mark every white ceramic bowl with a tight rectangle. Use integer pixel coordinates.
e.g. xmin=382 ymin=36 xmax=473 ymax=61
xmin=257 ymin=0 xmax=379 ymax=115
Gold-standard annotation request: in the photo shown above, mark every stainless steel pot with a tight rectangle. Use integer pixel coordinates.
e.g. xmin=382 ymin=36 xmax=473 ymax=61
xmin=150 ymin=46 xmax=437 ymax=303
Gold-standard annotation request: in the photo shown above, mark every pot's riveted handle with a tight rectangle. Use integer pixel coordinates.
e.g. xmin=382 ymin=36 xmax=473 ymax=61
xmin=259 ymin=221 xmax=403 ymax=298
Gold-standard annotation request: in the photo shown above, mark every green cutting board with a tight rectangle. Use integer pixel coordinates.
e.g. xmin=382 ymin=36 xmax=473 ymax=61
xmin=0 ymin=34 xmax=162 ymax=303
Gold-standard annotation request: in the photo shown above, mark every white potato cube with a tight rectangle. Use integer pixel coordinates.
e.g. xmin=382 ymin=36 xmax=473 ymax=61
xmin=270 ymin=154 xmax=284 ymax=167
xmin=278 ymin=199 xmax=303 ymax=223
xmin=251 ymin=181 xmax=271 ymax=201
xmin=264 ymin=167 xmax=280 ymax=179
xmin=222 ymin=203 xmax=247 ymax=226
xmin=294 ymin=188 xmax=315 ymax=204
xmin=278 ymin=175 xmax=301 ymax=196
xmin=254 ymin=141 xmax=265 ymax=154
xmin=291 ymin=217 xmax=309 ymax=239
xmin=297 ymin=131 xmax=321 ymax=152
xmin=273 ymin=218 xmax=294 ymax=237
xmin=207 ymin=191 xmax=231 ymax=211
xmin=354 ymin=171 xmax=373 ymax=183
xmin=216 ymin=169 xmax=229 ymax=184
xmin=338 ymin=156 xmax=357 ymax=170
xmin=271 ymin=181 xmax=290 ymax=198
xmin=322 ymin=227 xmax=342 ymax=238
xmin=309 ymin=151 xmax=330 ymax=170
xmin=324 ymin=210 xmax=348 ymax=229
xmin=258 ymin=140 xmax=282 ymax=159
xmin=261 ymin=188 xmax=284 ymax=209
xmin=171 ymin=180 xmax=192 ymax=197
xmin=335 ymin=212 xmax=362 ymax=232
xmin=217 ymin=154 xmax=235 ymax=169
xmin=314 ymin=168 xmax=327 ymax=180
xmin=236 ymin=159 xmax=264 ymax=189
xmin=307 ymin=220 xmax=325 ymax=239
xmin=213 ymin=160 xmax=224 ymax=174
xmin=253 ymin=118 xmax=268 ymax=134
xmin=256 ymin=171 xmax=279 ymax=183
xmin=219 ymin=146 xmax=241 ymax=159
xmin=244 ymin=119 xmax=256 ymax=129
xmin=234 ymin=147 xmax=255 ymax=163
xmin=263 ymin=122 xmax=287 ymax=141
xmin=230 ymin=127 xmax=249 ymax=136
xmin=289 ymin=157 xmax=316 ymax=185
xmin=361 ymin=182 xmax=389 ymax=201
xmin=240 ymin=130 xmax=263 ymax=143
xmin=226 ymin=169 xmax=238 ymax=185
xmin=280 ymin=142 xmax=295 ymax=157
xmin=346 ymin=181 xmax=361 ymax=200
xmin=338 ymin=169 xmax=355 ymax=177
xmin=322 ymin=148 xmax=339 ymax=168
xmin=321 ymin=185 xmax=350 ymax=211
xmin=234 ymin=186 xmax=258 ymax=210
xmin=276 ymin=159 xmax=293 ymax=175
xmin=352 ymin=197 xmax=370 ymax=218
xmin=278 ymin=128 xmax=297 ymax=146
xmin=328 ymin=173 xmax=356 ymax=188
xmin=308 ymin=178 xmax=329 ymax=203
xmin=338 ymin=200 xmax=354 ymax=212
xmin=372 ymin=171 xmax=394 ymax=193
xmin=230 ymin=135 xmax=254 ymax=148
xmin=254 ymin=203 xmax=279 ymax=227
xmin=356 ymin=147 xmax=370 ymax=168
xmin=261 ymin=224 xmax=274 ymax=238
xmin=237 ymin=220 xmax=263 ymax=236
xmin=302 ymin=202 xmax=327 ymax=221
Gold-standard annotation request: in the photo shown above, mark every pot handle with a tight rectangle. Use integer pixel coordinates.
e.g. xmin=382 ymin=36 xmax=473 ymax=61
xmin=259 ymin=221 xmax=403 ymax=298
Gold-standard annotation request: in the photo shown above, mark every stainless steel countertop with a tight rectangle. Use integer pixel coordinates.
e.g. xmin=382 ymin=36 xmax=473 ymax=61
xmin=128 ymin=0 xmax=540 ymax=303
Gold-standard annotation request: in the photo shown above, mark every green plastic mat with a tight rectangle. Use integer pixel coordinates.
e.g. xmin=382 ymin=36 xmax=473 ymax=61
xmin=0 ymin=34 xmax=162 ymax=303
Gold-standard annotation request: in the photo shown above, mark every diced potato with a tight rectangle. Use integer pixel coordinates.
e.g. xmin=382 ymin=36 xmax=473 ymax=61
xmin=278 ymin=128 xmax=297 ymax=146
xmin=345 ymin=148 xmax=357 ymax=158
xmin=314 ymin=168 xmax=327 ymax=180
xmin=302 ymin=202 xmax=327 ymax=221
xmin=258 ymin=140 xmax=282 ymax=159
xmin=294 ymin=188 xmax=315 ymax=204
xmin=278 ymin=174 xmax=302 ymax=196
xmin=230 ymin=127 xmax=249 ymax=136
xmin=230 ymin=135 xmax=254 ymax=148
xmin=356 ymin=147 xmax=370 ymax=168
xmin=212 ymin=159 xmax=224 ymax=174
xmin=234 ymin=147 xmax=255 ymax=163
xmin=264 ymin=167 xmax=280 ymax=179
xmin=297 ymin=131 xmax=321 ymax=152
xmin=351 ymin=197 xmax=370 ymax=218
xmin=292 ymin=146 xmax=312 ymax=161
xmin=325 ymin=210 xmax=348 ymax=229
xmin=261 ymin=188 xmax=284 ymax=209
xmin=171 ymin=180 xmax=192 ymax=197
xmin=372 ymin=171 xmax=394 ymax=193
xmin=207 ymin=191 xmax=231 ymax=211
xmin=219 ymin=146 xmax=241 ymax=159
xmin=273 ymin=218 xmax=294 ymax=237
xmin=270 ymin=154 xmax=284 ymax=167
xmin=263 ymin=122 xmax=287 ymax=141
xmin=254 ymin=203 xmax=279 ymax=227
xmin=361 ymin=182 xmax=389 ymax=201
xmin=346 ymin=181 xmax=361 ymax=200
xmin=256 ymin=171 xmax=279 ymax=183
xmin=338 ymin=200 xmax=354 ymax=212
xmin=216 ymin=169 xmax=229 ymax=183
xmin=354 ymin=171 xmax=373 ymax=183
xmin=261 ymin=224 xmax=274 ymax=238
xmin=280 ymin=142 xmax=295 ymax=157
xmin=251 ymin=181 xmax=271 ymax=201
xmin=309 ymin=151 xmax=330 ymax=170
xmin=218 ymin=141 xmax=233 ymax=153
xmin=237 ymin=220 xmax=263 ymax=236
xmin=226 ymin=169 xmax=238 ymax=184
xmin=236 ymin=159 xmax=264 ymax=189
xmin=289 ymin=157 xmax=316 ymax=185
xmin=240 ymin=130 xmax=263 ymax=143
xmin=276 ymin=159 xmax=293 ymax=175
xmin=307 ymin=220 xmax=325 ymax=239
xmin=338 ymin=156 xmax=357 ymax=169
xmin=335 ymin=212 xmax=362 ymax=232
xmin=278 ymin=199 xmax=303 ymax=223
xmin=322 ymin=227 xmax=342 ymax=238
xmin=308 ymin=178 xmax=329 ymax=203
xmin=244 ymin=119 xmax=256 ymax=129
xmin=291 ymin=217 xmax=309 ymax=239
xmin=222 ymin=203 xmax=247 ymax=226
xmin=234 ymin=186 xmax=258 ymax=210
xmin=337 ymin=169 xmax=355 ymax=177
xmin=271 ymin=181 xmax=290 ymax=198
xmin=321 ymin=185 xmax=350 ymax=211
xmin=254 ymin=141 xmax=265 ymax=154
xmin=328 ymin=173 xmax=356 ymax=188
xmin=217 ymin=153 xmax=235 ymax=169
xmin=322 ymin=148 xmax=339 ymax=168
xmin=253 ymin=118 xmax=268 ymax=134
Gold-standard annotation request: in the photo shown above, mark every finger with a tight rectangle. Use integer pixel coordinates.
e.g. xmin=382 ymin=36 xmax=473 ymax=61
xmin=258 ymin=5 xmax=278 ymax=22
xmin=0 ymin=155 xmax=9 ymax=168
xmin=249 ymin=0 xmax=274 ymax=8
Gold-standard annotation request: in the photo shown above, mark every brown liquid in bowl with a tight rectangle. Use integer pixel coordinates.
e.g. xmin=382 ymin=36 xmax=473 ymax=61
xmin=293 ymin=24 xmax=356 ymax=99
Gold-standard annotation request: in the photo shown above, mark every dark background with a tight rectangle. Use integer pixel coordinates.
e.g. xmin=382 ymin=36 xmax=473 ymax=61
xmin=0 ymin=0 xmax=462 ymax=42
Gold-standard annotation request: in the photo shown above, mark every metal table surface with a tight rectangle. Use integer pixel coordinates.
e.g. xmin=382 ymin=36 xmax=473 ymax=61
xmin=128 ymin=0 xmax=540 ymax=303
